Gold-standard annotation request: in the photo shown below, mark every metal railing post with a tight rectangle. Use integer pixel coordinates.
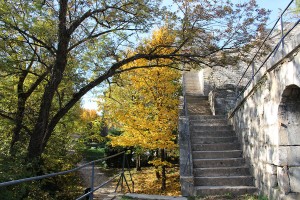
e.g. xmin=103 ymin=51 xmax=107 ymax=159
xmin=251 ymin=62 xmax=255 ymax=82
xmin=90 ymin=162 xmax=95 ymax=200
xmin=115 ymin=152 xmax=131 ymax=193
xmin=125 ymin=155 xmax=134 ymax=193
xmin=235 ymin=0 xmax=296 ymax=101
xmin=280 ymin=14 xmax=284 ymax=49
xmin=0 ymin=151 xmax=131 ymax=200
xmin=121 ymin=153 xmax=125 ymax=191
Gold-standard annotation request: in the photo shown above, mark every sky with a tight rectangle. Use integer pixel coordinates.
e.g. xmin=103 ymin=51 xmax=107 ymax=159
xmin=258 ymin=0 xmax=294 ymax=24
xmin=162 ymin=0 xmax=294 ymax=24
xmin=81 ymin=0 xmax=296 ymax=110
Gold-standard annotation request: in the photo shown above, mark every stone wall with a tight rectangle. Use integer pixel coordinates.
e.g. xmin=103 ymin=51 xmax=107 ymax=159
xmin=208 ymin=84 xmax=241 ymax=115
xmin=228 ymin=33 xmax=300 ymax=199
xmin=201 ymin=61 xmax=253 ymax=116
xmin=203 ymin=65 xmax=250 ymax=94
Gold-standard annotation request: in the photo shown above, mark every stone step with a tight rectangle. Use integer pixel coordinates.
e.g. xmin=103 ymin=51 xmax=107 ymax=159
xmin=124 ymin=193 xmax=187 ymax=200
xmin=192 ymin=143 xmax=240 ymax=151
xmin=191 ymin=136 xmax=238 ymax=144
xmin=193 ymin=158 xmax=245 ymax=168
xmin=187 ymin=105 xmax=211 ymax=110
xmin=193 ymin=166 xmax=250 ymax=177
xmin=186 ymin=101 xmax=211 ymax=105
xmin=185 ymin=92 xmax=203 ymax=96
xmin=190 ymin=119 xmax=228 ymax=126
xmin=194 ymin=176 xmax=254 ymax=186
xmin=188 ymin=112 xmax=212 ymax=116
xmin=189 ymin=115 xmax=226 ymax=120
xmin=186 ymin=96 xmax=209 ymax=100
xmin=191 ymin=130 xmax=236 ymax=137
xmin=192 ymin=150 xmax=242 ymax=159
xmin=187 ymin=107 xmax=211 ymax=113
xmin=194 ymin=186 xmax=257 ymax=196
xmin=190 ymin=125 xmax=233 ymax=131
xmin=186 ymin=99 xmax=210 ymax=103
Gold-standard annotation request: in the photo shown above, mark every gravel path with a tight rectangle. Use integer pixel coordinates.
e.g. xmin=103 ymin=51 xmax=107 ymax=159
xmin=77 ymin=161 xmax=123 ymax=200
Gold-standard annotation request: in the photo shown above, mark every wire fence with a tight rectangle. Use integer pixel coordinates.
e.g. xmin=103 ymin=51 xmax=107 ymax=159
xmin=236 ymin=0 xmax=300 ymax=99
xmin=0 ymin=151 xmax=134 ymax=200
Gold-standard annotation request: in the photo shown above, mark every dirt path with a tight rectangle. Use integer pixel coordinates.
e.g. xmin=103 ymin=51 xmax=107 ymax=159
xmin=77 ymin=161 xmax=123 ymax=200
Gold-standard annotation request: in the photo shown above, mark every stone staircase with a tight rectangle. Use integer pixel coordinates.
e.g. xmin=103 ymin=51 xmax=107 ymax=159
xmin=190 ymin=116 xmax=256 ymax=195
xmin=186 ymin=96 xmax=257 ymax=195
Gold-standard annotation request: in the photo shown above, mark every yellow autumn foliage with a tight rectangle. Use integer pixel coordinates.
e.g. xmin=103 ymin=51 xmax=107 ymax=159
xmin=103 ymin=26 xmax=180 ymax=152
xmin=80 ymin=109 xmax=98 ymax=122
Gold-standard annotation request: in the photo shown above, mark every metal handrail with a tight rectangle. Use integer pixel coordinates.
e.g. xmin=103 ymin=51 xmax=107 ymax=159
xmin=0 ymin=151 xmax=134 ymax=200
xmin=236 ymin=0 xmax=297 ymax=99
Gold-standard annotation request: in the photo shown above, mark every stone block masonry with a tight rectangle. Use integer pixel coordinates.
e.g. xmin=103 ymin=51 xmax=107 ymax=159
xmin=179 ymin=73 xmax=256 ymax=196
xmin=229 ymin=32 xmax=300 ymax=199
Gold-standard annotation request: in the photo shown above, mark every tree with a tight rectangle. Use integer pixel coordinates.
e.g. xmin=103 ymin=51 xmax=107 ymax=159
xmin=79 ymin=108 xmax=105 ymax=143
xmin=175 ymin=0 xmax=270 ymax=66
xmin=103 ymin=27 xmax=180 ymax=190
xmin=0 ymin=0 xmax=169 ymax=163
xmin=0 ymin=0 xmax=268 ymax=168
xmin=296 ymin=0 xmax=300 ymax=12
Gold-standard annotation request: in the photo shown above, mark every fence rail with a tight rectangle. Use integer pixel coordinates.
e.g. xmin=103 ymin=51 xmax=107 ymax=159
xmin=236 ymin=0 xmax=299 ymax=99
xmin=0 ymin=151 xmax=134 ymax=200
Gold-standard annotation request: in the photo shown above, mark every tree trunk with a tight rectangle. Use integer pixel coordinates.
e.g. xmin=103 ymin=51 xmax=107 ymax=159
xmin=10 ymin=62 xmax=48 ymax=155
xmin=27 ymin=0 xmax=70 ymax=162
xmin=136 ymin=154 xmax=141 ymax=171
xmin=155 ymin=166 xmax=161 ymax=180
xmin=10 ymin=67 xmax=29 ymax=155
xmin=10 ymin=95 xmax=26 ymax=155
xmin=161 ymin=148 xmax=166 ymax=190
xmin=155 ymin=149 xmax=160 ymax=179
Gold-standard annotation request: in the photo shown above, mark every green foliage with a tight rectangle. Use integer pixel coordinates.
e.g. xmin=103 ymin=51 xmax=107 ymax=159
xmin=0 ymin=0 xmax=270 ymax=198
xmin=224 ymin=193 xmax=234 ymax=199
xmin=0 ymin=130 xmax=84 ymax=199
xmin=258 ymin=195 xmax=268 ymax=200
xmin=294 ymin=0 xmax=300 ymax=13
xmin=81 ymin=147 xmax=106 ymax=162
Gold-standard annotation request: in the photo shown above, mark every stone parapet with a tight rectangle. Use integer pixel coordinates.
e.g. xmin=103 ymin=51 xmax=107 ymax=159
xmin=178 ymin=116 xmax=194 ymax=196
xmin=229 ymin=32 xmax=300 ymax=199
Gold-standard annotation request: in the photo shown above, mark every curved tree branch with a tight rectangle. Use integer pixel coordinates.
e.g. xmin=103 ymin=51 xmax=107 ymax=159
xmin=0 ymin=111 xmax=32 ymax=136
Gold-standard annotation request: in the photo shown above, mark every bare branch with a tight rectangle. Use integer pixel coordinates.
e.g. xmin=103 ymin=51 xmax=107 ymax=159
xmin=25 ymin=71 xmax=49 ymax=97
xmin=68 ymin=7 xmax=109 ymax=35
xmin=68 ymin=28 xmax=143 ymax=51
xmin=115 ymin=64 xmax=185 ymax=74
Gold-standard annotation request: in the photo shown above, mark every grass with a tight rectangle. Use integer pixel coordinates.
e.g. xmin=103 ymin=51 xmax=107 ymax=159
xmin=81 ymin=147 xmax=105 ymax=162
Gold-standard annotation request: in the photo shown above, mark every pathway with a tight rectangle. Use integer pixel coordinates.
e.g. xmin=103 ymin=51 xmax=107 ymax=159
xmin=77 ymin=161 xmax=123 ymax=200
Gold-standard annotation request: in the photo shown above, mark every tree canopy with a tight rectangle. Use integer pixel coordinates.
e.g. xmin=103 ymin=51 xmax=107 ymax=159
xmin=102 ymin=27 xmax=181 ymax=190
xmin=0 ymin=0 xmax=269 ymax=169
xmin=104 ymin=27 xmax=180 ymax=150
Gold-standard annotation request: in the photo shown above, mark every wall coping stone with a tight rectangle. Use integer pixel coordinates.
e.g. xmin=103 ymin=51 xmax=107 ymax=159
xmin=229 ymin=32 xmax=300 ymax=119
